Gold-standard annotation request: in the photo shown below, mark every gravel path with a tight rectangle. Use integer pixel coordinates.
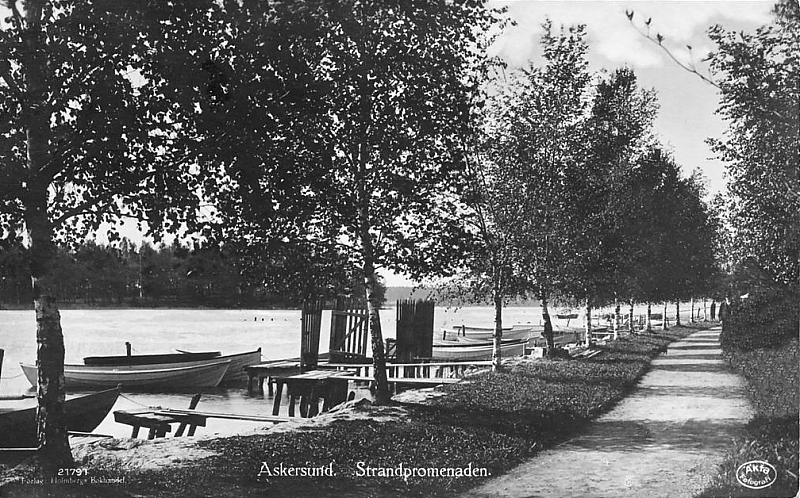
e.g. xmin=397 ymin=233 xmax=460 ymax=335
xmin=462 ymin=326 xmax=753 ymax=498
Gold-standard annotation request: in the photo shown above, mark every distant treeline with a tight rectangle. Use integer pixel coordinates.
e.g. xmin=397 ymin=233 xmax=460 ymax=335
xmin=0 ymin=238 xmax=390 ymax=309
xmin=0 ymin=238 xmax=291 ymax=308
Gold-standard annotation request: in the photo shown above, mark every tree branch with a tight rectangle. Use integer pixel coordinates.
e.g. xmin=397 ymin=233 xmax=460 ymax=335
xmin=625 ymin=10 xmax=720 ymax=89
xmin=7 ymin=0 xmax=25 ymax=37
xmin=0 ymin=59 xmax=23 ymax=101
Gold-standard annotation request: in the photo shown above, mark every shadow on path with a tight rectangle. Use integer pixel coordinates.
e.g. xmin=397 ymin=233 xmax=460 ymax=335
xmin=461 ymin=327 xmax=753 ymax=498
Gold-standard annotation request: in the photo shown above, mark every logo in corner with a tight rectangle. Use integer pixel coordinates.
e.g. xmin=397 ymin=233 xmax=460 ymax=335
xmin=736 ymin=460 xmax=777 ymax=490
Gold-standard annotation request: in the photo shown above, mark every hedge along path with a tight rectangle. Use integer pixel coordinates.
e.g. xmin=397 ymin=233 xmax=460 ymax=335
xmin=462 ymin=326 xmax=754 ymax=498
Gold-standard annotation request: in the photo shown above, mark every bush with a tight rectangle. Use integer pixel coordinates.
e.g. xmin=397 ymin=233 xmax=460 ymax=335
xmin=721 ymin=288 xmax=799 ymax=351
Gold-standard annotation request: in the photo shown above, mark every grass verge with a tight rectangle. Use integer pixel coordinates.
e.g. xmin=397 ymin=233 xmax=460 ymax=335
xmin=1 ymin=325 xmax=701 ymax=498
xmin=696 ymin=338 xmax=799 ymax=498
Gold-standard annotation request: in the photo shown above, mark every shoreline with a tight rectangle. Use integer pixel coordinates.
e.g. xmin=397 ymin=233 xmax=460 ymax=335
xmin=1 ymin=323 xmax=710 ymax=497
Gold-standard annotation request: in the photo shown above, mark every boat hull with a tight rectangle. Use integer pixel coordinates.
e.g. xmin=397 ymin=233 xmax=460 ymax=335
xmin=84 ymin=351 xmax=221 ymax=366
xmin=444 ymin=326 xmax=535 ymax=342
xmin=0 ymin=386 xmax=121 ymax=448
xmin=176 ymin=350 xmax=262 ymax=383
xmin=432 ymin=339 xmax=528 ymax=361
xmin=20 ymin=360 xmax=231 ymax=390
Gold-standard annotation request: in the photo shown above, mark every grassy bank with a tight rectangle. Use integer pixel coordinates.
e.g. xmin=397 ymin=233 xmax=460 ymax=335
xmin=1 ymin=325 xmax=701 ymax=498
xmin=697 ymin=338 xmax=799 ymax=498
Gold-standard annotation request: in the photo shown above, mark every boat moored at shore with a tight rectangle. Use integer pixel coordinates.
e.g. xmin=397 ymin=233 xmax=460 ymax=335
xmin=19 ymin=360 xmax=231 ymax=390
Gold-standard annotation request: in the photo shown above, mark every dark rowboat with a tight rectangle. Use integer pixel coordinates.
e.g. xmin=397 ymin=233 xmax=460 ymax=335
xmin=83 ymin=351 xmax=221 ymax=366
xmin=0 ymin=385 xmax=121 ymax=448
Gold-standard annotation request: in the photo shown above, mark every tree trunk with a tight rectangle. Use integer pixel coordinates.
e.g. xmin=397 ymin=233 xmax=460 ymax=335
xmin=690 ymin=297 xmax=695 ymax=323
xmin=628 ymin=300 xmax=635 ymax=333
xmin=23 ymin=0 xmax=73 ymax=469
xmin=540 ymin=294 xmax=555 ymax=354
xmin=584 ymin=300 xmax=592 ymax=346
xmin=613 ymin=298 xmax=620 ymax=340
xmin=662 ymin=301 xmax=668 ymax=330
xmin=703 ymin=298 xmax=707 ymax=321
xmin=675 ymin=301 xmax=681 ymax=326
xmin=27 ymin=192 xmax=72 ymax=468
xmin=361 ymin=255 xmax=389 ymax=404
xmin=363 ymin=265 xmax=390 ymax=404
xmin=645 ymin=302 xmax=652 ymax=332
xmin=491 ymin=273 xmax=503 ymax=372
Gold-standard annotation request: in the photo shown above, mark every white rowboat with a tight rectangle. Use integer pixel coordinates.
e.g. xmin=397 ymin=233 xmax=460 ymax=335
xmin=20 ymin=360 xmax=231 ymax=390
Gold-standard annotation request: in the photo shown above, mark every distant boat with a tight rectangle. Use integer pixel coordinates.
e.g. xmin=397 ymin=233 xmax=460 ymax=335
xmin=19 ymin=360 xmax=231 ymax=390
xmin=0 ymin=385 xmax=121 ymax=448
xmin=432 ymin=337 xmax=528 ymax=361
xmin=175 ymin=349 xmax=262 ymax=383
xmin=83 ymin=351 xmax=221 ymax=366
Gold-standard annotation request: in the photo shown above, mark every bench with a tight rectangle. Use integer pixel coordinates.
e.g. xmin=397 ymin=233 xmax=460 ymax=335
xmin=114 ymin=393 xmax=206 ymax=439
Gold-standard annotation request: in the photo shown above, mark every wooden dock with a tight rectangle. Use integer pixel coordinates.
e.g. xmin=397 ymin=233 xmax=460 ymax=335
xmin=114 ymin=393 xmax=292 ymax=439
xmin=114 ymin=407 xmax=292 ymax=439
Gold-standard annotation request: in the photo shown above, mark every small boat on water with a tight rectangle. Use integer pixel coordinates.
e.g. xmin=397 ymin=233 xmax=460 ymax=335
xmin=432 ymin=337 xmax=528 ymax=361
xmin=0 ymin=385 xmax=121 ymax=448
xmin=19 ymin=360 xmax=231 ymax=390
xmin=444 ymin=325 xmax=535 ymax=342
xmin=84 ymin=349 xmax=262 ymax=384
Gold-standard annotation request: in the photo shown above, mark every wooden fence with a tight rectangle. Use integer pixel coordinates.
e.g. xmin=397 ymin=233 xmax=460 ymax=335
xmin=300 ymin=299 xmax=323 ymax=372
xmin=328 ymin=297 xmax=369 ymax=362
xmin=395 ymin=299 xmax=435 ymax=362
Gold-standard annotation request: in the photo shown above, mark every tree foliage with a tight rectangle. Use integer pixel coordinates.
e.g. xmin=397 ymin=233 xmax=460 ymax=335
xmin=196 ymin=1 xmax=502 ymax=399
xmin=708 ymin=0 xmax=800 ymax=291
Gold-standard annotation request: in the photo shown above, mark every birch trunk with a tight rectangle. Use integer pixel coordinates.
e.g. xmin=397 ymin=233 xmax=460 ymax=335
xmin=584 ymin=300 xmax=592 ymax=346
xmin=22 ymin=0 xmax=72 ymax=468
xmin=628 ymin=300 xmax=635 ymax=333
xmin=703 ymin=298 xmax=707 ymax=321
xmin=492 ymin=281 xmax=503 ymax=372
xmin=540 ymin=295 xmax=555 ymax=354
xmin=613 ymin=298 xmax=620 ymax=340
xmin=363 ymin=259 xmax=390 ymax=404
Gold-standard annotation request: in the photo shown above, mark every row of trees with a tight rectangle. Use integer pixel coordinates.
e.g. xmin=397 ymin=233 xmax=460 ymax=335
xmin=628 ymin=1 xmax=798 ymax=306
xmin=0 ymin=1 xmax=720 ymax=467
xmin=451 ymin=23 xmax=718 ymax=362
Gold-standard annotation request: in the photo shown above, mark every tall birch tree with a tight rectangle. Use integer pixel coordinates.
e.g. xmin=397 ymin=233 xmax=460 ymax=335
xmin=0 ymin=0 xmax=220 ymax=467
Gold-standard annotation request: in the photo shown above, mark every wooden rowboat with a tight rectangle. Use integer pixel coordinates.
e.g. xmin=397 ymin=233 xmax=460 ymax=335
xmin=85 ymin=349 xmax=262 ymax=383
xmin=444 ymin=325 xmax=535 ymax=342
xmin=175 ymin=349 xmax=263 ymax=383
xmin=432 ymin=338 xmax=528 ymax=361
xmin=19 ymin=360 xmax=231 ymax=390
xmin=83 ymin=351 xmax=221 ymax=366
xmin=0 ymin=385 xmax=121 ymax=448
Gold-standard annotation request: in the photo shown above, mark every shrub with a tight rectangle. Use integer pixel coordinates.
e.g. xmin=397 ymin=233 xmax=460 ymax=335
xmin=721 ymin=288 xmax=799 ymax=351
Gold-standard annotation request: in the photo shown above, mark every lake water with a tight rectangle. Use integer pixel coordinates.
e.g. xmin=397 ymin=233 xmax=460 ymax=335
xmin=0 ymin=303 xmax=702 ymax=439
